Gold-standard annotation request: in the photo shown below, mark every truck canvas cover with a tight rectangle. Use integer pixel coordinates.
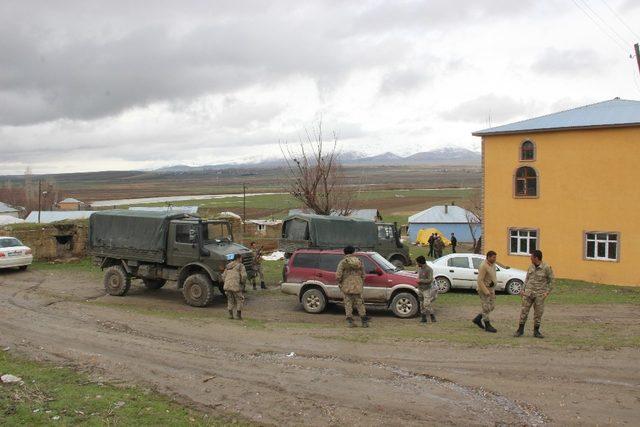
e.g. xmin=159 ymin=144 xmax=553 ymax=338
xmin=89 ymin=210 xmax=193 ymax=262
xmin=282 ymin=214 xmax=378 ymax=250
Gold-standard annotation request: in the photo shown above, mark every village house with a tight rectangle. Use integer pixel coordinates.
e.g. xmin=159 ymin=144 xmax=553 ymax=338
xmin=408 ymin=204 xmax=481 ymax=243
xmin=56 ymin=197 xmax=86 ymax=211
xmin=473 ymin=98 xmax=639 ymax=286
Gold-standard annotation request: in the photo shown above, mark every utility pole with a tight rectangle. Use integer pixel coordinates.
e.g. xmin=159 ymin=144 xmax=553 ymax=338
xmin=242 ymin=183 xmax=247 ymax=233
xmin=635 ymin=43 xmax=640 ymax=77
xmin=37 ymin=180 xmax=42 ymax=223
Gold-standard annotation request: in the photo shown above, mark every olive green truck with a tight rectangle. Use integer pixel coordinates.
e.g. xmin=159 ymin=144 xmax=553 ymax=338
xmin=89 ymin=210 xmax=254 ymax=307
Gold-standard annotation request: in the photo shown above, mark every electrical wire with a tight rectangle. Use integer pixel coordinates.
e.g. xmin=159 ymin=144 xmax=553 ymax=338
xmin=577 ymin=0 xmax=631 ymax=46
xmin=570 ymin=0 xmax=629 ymax=53
xmin=599 ymin=0 xmax=640 ymax=40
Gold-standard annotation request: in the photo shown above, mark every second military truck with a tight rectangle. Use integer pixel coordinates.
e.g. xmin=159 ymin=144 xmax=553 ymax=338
xmin=89 ymin=210 xmax=254 ymax=307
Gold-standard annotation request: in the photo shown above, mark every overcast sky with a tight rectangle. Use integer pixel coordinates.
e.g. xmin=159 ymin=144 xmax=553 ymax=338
xmin=1 ymin=0 xmax=640 ymax=174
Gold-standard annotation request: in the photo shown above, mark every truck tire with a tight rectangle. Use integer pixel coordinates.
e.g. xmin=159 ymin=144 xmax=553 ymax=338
xmin=103 ymin=265 xmax=131 ymax=296
xmin=391 ymin=258 xmax=405 ymax=270
xmin=390 ymin=292 xmax=419 ymax=318
xmin=143 ymin=278 xmax=166 ymax=290
xmin=182 ymin=274 xmax=215 ymax=307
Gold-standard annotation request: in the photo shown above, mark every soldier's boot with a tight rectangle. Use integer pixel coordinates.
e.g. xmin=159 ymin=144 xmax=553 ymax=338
xmin=346 ymin=317 xmax=355 ymax=328
xmin=484 ymin=321 xmax=497 ymax=333
xmin=420 ymin=314 xmax=427 ymax=323
xmin=361 ymin=316 xmax=369 ymax=328
xmin=514 ymin=323 xmax=525 ymax=337
xmin=228 ymin=310 xmax=234 ymax=319
xmin=533 ymin=324 xmax=544 ymax=338
xmin=260 ymin=281 xmax=266 ymax=289
xmin=236 ymin=310 xmax=242 ymax=320
xmin=430 ymin=314 xmax=437 ymax=323
xmin=472 ymin=313 xmax=484 ymax=330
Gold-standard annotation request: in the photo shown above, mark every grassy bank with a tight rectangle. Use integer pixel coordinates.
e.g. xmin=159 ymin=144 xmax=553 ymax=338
xmin=0 ymin=352 xmax=251 ymax=426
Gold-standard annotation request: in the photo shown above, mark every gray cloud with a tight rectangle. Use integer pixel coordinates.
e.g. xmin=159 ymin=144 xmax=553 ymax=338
xmin=441 ymin=94 xmax=536 ymax=124
xmin=531 ymin=48 xmax=604 ymax=76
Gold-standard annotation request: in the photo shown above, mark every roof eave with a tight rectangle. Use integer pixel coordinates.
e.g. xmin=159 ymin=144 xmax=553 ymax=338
xmin=472 ymin=122 xmax=640 ymax=137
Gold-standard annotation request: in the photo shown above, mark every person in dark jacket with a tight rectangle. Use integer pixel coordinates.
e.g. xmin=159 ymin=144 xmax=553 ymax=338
xmin=450 ymin=233 xmax=458 ymax=253
xmin=427 ymin=233 xmax=435 ymax=257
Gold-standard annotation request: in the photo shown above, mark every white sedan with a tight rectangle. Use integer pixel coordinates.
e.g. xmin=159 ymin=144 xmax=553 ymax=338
xmin=0 ymin=237 xmax=33 ymax=271
xmin=429 ymin=253 xmax=526 ymax=295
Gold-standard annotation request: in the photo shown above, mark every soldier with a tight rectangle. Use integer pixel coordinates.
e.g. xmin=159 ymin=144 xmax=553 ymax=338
xmin=416 ymin=256 xmax=437 ymax=323
xmin=433 ymin=235 xmax=445 ymax=258
xmin=472 ymin=250 xmax=498 ymax=333
xmin=427 ymin=233 xmax=435 ymax=257
xmin=450 ymin=233 xmax=457 ymax=253
xmin=249 ymin=242 xmax=266 ymax=290
xmin=514 ymin=250 xmax=554 ymax=338
xmin=336 ymin=246 xmax=369 ymax=328
xmin=222 ymin=254 xmax=247 ymax=320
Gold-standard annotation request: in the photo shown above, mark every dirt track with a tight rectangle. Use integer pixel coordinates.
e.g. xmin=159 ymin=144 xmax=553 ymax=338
xmin=1 ymin=268 xmax=639 ymax=426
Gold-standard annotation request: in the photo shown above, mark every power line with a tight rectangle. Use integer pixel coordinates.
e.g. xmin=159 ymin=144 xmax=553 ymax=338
xmin=577 ymin=0 xmax=631 ymax=46
xmin=570 ymin=0 xmax=629 ymax=53
xmin=599 ymin=0 xmax=640 ymax=40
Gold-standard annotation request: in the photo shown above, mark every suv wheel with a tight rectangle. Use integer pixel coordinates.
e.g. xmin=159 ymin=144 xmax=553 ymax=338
xmin=103 ymin=265 xmax=131 ymax=296
xmin=390 ymin=292 xmax=419 ymax=318
xmin=506 ymin=279 xmax=524 ymax=295
xmin=435 ymin=276 xmax=451 ymax=293
xmin=143 ymin=278 xmax=166 ymax=290
xmin=301 ymin=288 xmax=327 ymax=314
xmin=182 ymin=274 xmax=215 ymax=307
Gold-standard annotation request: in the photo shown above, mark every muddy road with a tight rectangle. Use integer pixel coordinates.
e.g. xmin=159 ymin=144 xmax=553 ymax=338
xmin=1 ymin=268 xmax=638 ymax=426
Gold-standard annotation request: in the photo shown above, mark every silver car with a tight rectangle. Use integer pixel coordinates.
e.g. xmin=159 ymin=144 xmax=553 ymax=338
xmin=429 ymin=253 xmax=526 ymax=295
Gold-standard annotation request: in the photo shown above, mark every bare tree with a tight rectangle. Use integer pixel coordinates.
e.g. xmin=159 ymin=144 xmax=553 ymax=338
xmin=281 ymin=122 xmax=356 ymax=216
xmin=464 ymin=189 xmax=482 ymax=254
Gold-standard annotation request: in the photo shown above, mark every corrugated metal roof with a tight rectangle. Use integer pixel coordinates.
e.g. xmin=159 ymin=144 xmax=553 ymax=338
xmin=473 ymin=98 xmax=640 ymax=136
xmin=409 ymin=205 xmax=479 ymax=224
xmin=25 ymin=211 xmax=94 ymax=223
xmin=129 ymin=206 xmax=199 ymax=214
xmin=0 ymin=202 xmax=19 ymax=213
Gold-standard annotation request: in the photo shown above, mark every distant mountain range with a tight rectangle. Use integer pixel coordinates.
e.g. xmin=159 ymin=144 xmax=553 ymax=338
xmin=156 ymin=147 xmax=480 ymax=172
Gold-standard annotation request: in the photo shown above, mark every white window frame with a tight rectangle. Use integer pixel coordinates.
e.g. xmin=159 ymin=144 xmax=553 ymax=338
xmin=508 ymin=228 xmax=538 ymax=256
xmin=584 ymin=232 xmax=619 ymax=262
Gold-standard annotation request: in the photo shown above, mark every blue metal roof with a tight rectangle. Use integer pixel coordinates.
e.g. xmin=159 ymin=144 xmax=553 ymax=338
xmin=473 ymin=98 xmax=640 ymax=136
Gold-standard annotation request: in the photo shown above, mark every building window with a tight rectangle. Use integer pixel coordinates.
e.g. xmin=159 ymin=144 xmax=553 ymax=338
xmin=515 ymin=166 xmax=538 ymax=197
xmin=521 ymin=140 xmax=535 ymax=161
xmin=585 ymin=232 xmax=619 ymax=261
xmin=509 ymin=229 xmax=537 ymax=255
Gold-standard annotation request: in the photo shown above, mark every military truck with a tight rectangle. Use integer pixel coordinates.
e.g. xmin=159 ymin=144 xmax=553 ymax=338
xmin=279 ymin=213 xmax=411 ymax=267
xmin=89 ymin=210 xmax=254 ymax=307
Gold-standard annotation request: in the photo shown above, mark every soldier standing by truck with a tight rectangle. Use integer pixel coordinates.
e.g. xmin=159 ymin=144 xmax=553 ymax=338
xmin=336 ymin=246 xmax=369 ymax=328
xmin=223 ymin=254 xmax=247 ymax=320
xmin=416 ymin=256 xmax=437 ymax=323
xmin=249 ymin=242 xmax=266 ymax=290
xmin=514 ymin=250 xmax=554 ymax=338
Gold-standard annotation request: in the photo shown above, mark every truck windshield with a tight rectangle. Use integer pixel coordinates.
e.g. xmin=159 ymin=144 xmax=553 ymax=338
xmin=203 ymin=222 xmax=232 ymax=243
xmin=369 ymin=252 xmax=398 ymax=271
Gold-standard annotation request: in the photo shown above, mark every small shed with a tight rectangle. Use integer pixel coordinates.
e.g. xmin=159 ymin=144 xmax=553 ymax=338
xmin=408 ymin=205 xmax=481 ymax=243
xmin=0 ymin=202 xmax=20 ymax=218
xmin=245 ymin=219 xmax=282 ymax=237
xmin=57 ymin=198 xmax=86 ymax=211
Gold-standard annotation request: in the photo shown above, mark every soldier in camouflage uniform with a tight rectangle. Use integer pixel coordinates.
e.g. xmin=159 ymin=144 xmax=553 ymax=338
xmin=514 ymin=250 xmax=554 ymax=338
xmin=222 ymin=254 xmax=247 ymax=320
xmin=416 ymin=256 xmax=437 ymax=323
xmin=249 ymin=242 xmax=266 ymax=290
xmin=472 ymin=250 xmax=498 ymax=333
xmin=336 ymin=246 xmax=369 ymax=328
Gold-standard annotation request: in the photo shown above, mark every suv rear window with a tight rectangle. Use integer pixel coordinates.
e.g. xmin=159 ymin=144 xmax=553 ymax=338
xmin=292 ymin=253 xmax=318 ymax=268
xmin=319 ymin=254 xmax=343 ymax=272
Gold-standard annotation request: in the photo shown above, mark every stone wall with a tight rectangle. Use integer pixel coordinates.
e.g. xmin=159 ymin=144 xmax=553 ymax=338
xmin=0 ymin=221 xmax=89 ymax=260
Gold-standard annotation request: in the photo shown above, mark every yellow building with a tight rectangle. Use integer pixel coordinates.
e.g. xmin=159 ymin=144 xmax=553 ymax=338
xmin=473 ymin=98 xmax=640 ymax=286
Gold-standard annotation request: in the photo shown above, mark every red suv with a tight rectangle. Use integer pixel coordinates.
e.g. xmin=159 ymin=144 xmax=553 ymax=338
xmin=281 ymin=249 xmax=421 ymax=318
